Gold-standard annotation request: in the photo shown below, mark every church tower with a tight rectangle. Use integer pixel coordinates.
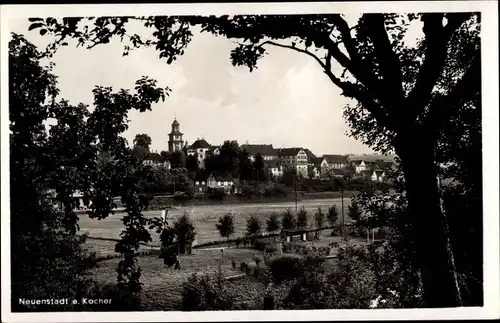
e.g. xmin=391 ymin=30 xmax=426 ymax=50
xmin=168 ymin=119 xmax=184 ymax=152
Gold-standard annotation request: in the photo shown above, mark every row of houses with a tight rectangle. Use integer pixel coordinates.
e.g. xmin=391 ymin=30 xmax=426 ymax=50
xmin=144 ymin=138 xmax=396 ymax=182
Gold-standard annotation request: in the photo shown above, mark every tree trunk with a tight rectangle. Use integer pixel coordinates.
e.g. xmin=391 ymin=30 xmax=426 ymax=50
xmin=398 ymin=140 xmax=462 ymax=307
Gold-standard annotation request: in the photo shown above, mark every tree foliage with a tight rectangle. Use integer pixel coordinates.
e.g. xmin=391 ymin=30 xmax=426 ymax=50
xmin=9 ymin=33 xmax=172 ymax=308
xmin=281 ymin=209 xmax=296 ymax=230
xmin=173 ymin=212 xmax=196 ymax=245
xmin=246 ymin=214 xmax=262 ymax=236
xmin=296 ymin=206 xmax=309 ymax=229
xmin=327 ymin=205 xmax=339 ymax=227
xmin=266 ymin=212 xmax=281 ymax=232
xmin=216 ymin=213 xmax=235 ymax=239
xmin=347 ymin=199 xmax=362 ymax=222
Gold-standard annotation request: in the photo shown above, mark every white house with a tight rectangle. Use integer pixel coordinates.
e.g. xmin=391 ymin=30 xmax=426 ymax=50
xmin=186 ymin=138 xmax=211 ymax=169
xmin=276 ymin=147 xmax=309 ymax=178
xmin=371 ymin=169 xmax=386 ymax=182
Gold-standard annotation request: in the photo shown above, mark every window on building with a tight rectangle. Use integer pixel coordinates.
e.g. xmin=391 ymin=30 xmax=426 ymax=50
xmin=202 ymin=181 xmax=205 ymax=185
xmin=218 ymin=181 xmax=221 ymax=186
xmin=195 ymin=181 xmax=199 ymax=185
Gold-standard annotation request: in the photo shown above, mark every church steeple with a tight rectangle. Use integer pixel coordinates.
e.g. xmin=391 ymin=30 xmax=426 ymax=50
xmin=168 ymin=118 xmax=184 ymax=152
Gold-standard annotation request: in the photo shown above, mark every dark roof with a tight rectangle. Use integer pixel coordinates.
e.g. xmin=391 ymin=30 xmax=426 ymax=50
xmin=376 ymin=161 xmax=394 ymax=169
xmin=189 ymin=139 xmax=211 ymax=149
xmin=194 ymin=171 xmax=210 ymax=182
xmin=303 ymin=149 xmax=317 ymax=161
xmin=350 ymin=154 xmax=396 ymax=163
xmin=323 ymin=154 xmax=350 ymax=164
xmin=210 ymin=171 xmax=234 ymax=182
xmin=281 ymin=228 xmax=309 ymax=234
xmin=374 ymin=169 xmax=385 ymax=176
xmin=358 ymin=170 xmax=373 ymax=177
xmin=240 ymin=144 xmax=277 ymax=156
xmin=264 ymin=159 xmax=279 ymax=169
xmin=172 ymin=119 xmax=179 ymax=126
xmin=144 ymin=152 xmax=164 ymax=162
xmin=313 ymin=157 xmax=325 ymax=167
xmin=276 ymin=147 xmax=304 ymax=157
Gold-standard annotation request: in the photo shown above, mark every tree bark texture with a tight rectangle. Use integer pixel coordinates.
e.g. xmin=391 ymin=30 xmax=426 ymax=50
xmin=398 ymin=138 xmax=462 ymax=307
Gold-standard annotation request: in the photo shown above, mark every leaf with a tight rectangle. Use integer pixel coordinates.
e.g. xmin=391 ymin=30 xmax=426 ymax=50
xmin=28 ymin=23 xmax=43 ymax=31
xmin=28 ymin=17 xmax=43 ymax=22
xmin=40 ymin=29 xmax=48 ymax=36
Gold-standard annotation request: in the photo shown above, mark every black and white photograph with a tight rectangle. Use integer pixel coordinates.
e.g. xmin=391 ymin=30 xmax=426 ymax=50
xmin=1 ymin=1 xmax=499 ymax=322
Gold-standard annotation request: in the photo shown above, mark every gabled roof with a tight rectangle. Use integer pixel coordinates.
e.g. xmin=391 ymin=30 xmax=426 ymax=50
xmin=323 ymin=154 xmax=350 ymax=164
xmin=210 ymin=171 xmax=234 ymax=182
xmin=240 ymin=144 xmax=277 ymax=156
xmin=303 ymin=148 xmax=317 ymax=161
xmin=314 ymin=157 xmax=325 ymax=167
xmin=276 ymin=147 xmax=304 ymax=157
xmin=374 ymin=169 xmax=385 ymax=176
xmin=189 ymin=139 xmax=211 ymax=149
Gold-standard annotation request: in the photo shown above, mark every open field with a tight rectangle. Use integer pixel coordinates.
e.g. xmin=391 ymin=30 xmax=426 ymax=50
xmin=93 ymin=247 xmax=264 ymax=310
xmin=79 ymin=197 xmax=353 ymax=255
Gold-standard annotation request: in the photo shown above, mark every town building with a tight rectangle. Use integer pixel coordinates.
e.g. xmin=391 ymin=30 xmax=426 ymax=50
xmin=322 ymin=154 xmax=351 ymax=170
xmin=276 ymin=147 xmax=309 ymax=178
xmin=168 ymin=119 xmax=186 ymax=152
xmin=303 ymin=148 xmax=317 ymax=168
xmin=350 ymin=154 xmax=395 ymax=174
xmin=142 ymin=152 xmax=170 ymax=169
xmin=241 ymin=144 xmax=283 ymax=177
xmin=207 ymin=171 xmax=236 ymax=194
xmin=186 ymin=138 xmax=211 ymax=169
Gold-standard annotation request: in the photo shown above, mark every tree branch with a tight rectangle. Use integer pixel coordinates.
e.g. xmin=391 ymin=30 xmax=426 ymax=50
xmin=330 ymin=14 xmax=361 ymax=62
xmin=261 ymin=40 xmax=394 ymax=131
xmin=422 ymin=52 xmax=480 ymax=138
xmin=407 ymin=13 xmax=471 ymax=116
xmin=363 ymin=14 xmax=405 ymax=107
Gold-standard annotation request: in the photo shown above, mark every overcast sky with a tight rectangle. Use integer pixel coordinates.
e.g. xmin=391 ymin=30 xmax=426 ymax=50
xmin=8 ymin=17 xmax=379 ymax=156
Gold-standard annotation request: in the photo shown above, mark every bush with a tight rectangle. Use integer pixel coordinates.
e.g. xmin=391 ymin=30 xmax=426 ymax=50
xmin=268 ymin=254 xmax=305 ymax=284
xmin=179 ymin=272 xmax=235 ymax=311
xmin=265 ymin=245 xmax=278 ymax=255
xmin=375 ymin=227 xmax=387 ymax=239
xmin=254 ymin=267 xmax=271 ymax=284
xmin=331 ymin=225 xmax=342 ymax=237
xmin=253 ymin=255 xmax=264 ymax=268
